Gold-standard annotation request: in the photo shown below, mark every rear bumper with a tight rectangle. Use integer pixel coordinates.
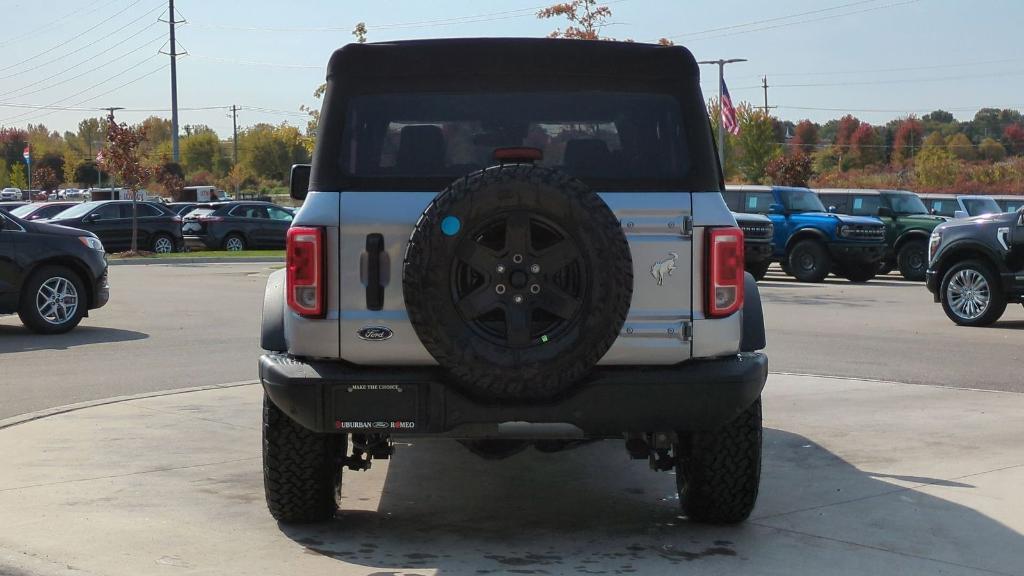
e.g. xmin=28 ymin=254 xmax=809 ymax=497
xmin=828 ymin=242 xmax=885 ymax=264
xmin=260 ymin=352 xmax=768 ymax=437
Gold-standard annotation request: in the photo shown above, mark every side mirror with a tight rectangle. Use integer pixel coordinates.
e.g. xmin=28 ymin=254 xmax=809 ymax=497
xmin=929 ymin=208 xmax=937 ymax=215
xmin=877 ymin=206 xmax=894 ymax=218
xmin=290 ymin=164 xmax=311 ymax=201
xmin=953 ymin=210 xmax=968 ymax=219
xmin=85 ymin=212 xmax=100 ymax=222
xmin=827 ymin=205 xmax=837 ymax=213
xmin=769 ymin=203 xmax=785 ymax=215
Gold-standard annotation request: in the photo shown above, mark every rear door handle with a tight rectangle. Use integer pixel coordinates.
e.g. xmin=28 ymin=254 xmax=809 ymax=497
xmin=365 ymin=233 xmax=384 ymax=311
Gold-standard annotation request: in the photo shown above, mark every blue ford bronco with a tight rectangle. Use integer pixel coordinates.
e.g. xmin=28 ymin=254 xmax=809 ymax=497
xmin=724 ymin=185 xmax=886 ymax=282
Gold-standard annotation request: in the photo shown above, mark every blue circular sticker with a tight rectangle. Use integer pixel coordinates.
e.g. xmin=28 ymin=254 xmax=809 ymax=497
xmin=441 ymin=215 xmax=461 ymax=236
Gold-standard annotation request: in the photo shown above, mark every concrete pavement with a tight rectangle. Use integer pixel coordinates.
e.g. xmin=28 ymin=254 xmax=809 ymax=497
xmin=1 ymin=373 xmax=1022 ymax=576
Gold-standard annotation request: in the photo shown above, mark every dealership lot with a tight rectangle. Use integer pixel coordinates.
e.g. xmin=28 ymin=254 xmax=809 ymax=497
xmin=1 ymin=262 xmax=1022 ymax=575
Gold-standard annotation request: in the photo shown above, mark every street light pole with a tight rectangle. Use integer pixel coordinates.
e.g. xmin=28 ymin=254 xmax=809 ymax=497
xmin=698 ymin=58 xmax=747 ymax=172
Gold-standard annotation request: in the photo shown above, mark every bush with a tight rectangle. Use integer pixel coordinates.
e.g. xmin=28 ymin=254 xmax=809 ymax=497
xmin=766 ymin=154 xmax=814 ymax=187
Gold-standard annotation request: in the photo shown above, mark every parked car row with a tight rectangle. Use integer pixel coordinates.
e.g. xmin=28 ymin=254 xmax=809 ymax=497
xmin=727 ymin=186 xmax=1023 ymax=283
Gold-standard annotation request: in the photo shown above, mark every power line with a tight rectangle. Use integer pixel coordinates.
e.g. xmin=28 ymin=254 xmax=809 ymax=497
xmin=731 ymin=56 xmax=1024 ymax=81
xmin=664 ymin=0 xmax=878 ymax=40
xmin=186 ymin=54 xmax=321 ymax=69
xmin=0 ymin=28 xmax=165 ymax=100
xmin=0 ymin=0 xmax=124 ymax=48
xmin=0 ymin=0 xmax=153 ymax=75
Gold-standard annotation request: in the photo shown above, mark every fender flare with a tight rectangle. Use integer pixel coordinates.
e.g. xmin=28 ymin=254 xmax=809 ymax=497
xmin=740 ymin=272 xmax=766 ymax=352
xmin=784 ymin=227 xmax=829 ymax=253
xmin=260 ymin=268 xmax=287 ymax=352
xmin=894 ymin=229 xmax=930 ymax=252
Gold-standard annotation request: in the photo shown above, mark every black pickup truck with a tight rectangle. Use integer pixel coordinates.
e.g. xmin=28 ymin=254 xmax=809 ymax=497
xmin=926 ymin=208 xmax=1024 ymax=326
xmin=734 ymin=212 xmax=774 ymax=281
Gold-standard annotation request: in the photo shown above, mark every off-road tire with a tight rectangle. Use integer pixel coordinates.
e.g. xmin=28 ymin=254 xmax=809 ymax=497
xmin=897 ymin=239 xmax=928 ymax=281
xmin=939 ymin=259 xmax=1007 ymax=327
xmin=747 ymin=261 xmax=770 ymax=282
xmin=676 ymin=398 xmax=762 ymax=524
xmin=404 ymin=164 xmax=633 ymax=400
xmin=837 ymin=262 xmax=878 ymax=283
xmin=263 ymin=394 xmax=345 ymax=523
xmin=787 ymin=240 xmax=831 ymax=283
xmin=18 ymin=265 xmax=87 ymax=334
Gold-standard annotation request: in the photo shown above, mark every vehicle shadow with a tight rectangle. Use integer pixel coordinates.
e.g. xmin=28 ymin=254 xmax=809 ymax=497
xmin=989 ymin=319 xmax=1024 ymax=330
xmin=0 ymin=324 xmax=148 ymax=352
xmin=277 ymin=429 xmax=1023 ymax=574
xmin=759 ymin=276 xmax=913 ymax=289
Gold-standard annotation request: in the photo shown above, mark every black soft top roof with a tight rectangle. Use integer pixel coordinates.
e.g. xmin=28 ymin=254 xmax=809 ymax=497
xmin=327 ymin=38 xmax=700 ymax=84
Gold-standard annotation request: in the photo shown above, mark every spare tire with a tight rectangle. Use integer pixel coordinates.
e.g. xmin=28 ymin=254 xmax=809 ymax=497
xmin=403 ymin=164 xmax=633 ymax=400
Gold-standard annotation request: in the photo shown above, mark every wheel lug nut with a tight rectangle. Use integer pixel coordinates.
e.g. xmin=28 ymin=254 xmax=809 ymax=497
xmin=512 ymin=254 xmax=524 ymax=264
xmin=513 ymin=294 xmax=524 ymax=304
xmin=530 ymin=264 xmax=540 ymax=274
xmin=496 ymin=264 xmax=506 ymax=274
xmin=495 ymin=284 xmax=506 ymax=295
xmin=529 ymin=284 xmax=540 ymax=294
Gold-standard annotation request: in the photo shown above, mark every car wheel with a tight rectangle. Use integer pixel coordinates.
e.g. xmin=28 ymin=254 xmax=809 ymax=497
xmin=262 ymin=394 xmax=345 ymax=523
xmin=838 ymin=262 xmax=878 ymax=283
xmin=223 ymin=234 xmax=246 ymax=252
xmin=17 ymin=265 xmax=87 ymax=334
xmin=151 ymin=233 xmax=175 ymax=254
xmin=746 ymin=261 xmax=770 ymax=282
xmin=676 ymin=398 xmax=762 ymax=524
xmin=787 ymin=240 xmax=831 ymax=283
xmin=897 ymin=239 xmax=928 ymax=281
xmin=940 ymin=260 xmax=1007 ymax=327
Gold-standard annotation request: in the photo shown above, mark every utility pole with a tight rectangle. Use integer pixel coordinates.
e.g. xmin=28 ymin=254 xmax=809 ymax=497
xmin=762 ymin=76 xmax=770 ymax=114
xmin=230 ymin=105 xmax=239 ymax=164
xmin=698 ymin=58 xmax=746 ymax=171
xmin=163 ymin=0 xmax=184 ymax=162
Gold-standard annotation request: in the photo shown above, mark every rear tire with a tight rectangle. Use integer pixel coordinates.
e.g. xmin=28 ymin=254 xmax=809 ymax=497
xmin=897 ymin=239 xmax=928 ymax=281
xmin=747 ymin=261 xmax=770 ymax=282
xmin=787 ymin=240 xmax=831 ymax=283
xmin=263 ymin=394 xmax=345 ymax=523
xmin=939 ymin=260 xmax=1006 ymax=327
xmin=223 ymin=234 xmax=246 ymax=252
xmin=676 ymin=398 xmax=762 ymax=524
xmin=18 ymin=265 xmax=87 ymax=334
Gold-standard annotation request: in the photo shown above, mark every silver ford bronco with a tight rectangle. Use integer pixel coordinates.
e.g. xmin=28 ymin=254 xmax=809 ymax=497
xmin=259 ymin=38 xmax=768 ymax=525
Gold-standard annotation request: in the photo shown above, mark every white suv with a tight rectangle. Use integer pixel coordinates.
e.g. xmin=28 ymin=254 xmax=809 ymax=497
xmin=0 ymin=188 xmax=22 ymax=201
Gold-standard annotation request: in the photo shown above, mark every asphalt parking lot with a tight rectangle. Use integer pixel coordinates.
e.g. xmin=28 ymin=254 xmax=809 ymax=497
xmin=1 ymin=262 xmax=1022 ymax=576
xmin=2 ymin=262 xmax=1021 ymax=420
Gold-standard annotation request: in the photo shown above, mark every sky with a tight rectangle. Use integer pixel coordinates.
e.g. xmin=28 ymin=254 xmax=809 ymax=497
xmin=1 ymin=0 xmax=1023 ymax=138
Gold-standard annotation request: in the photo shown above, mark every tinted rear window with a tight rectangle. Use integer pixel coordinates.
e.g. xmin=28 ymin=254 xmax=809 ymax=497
xmin=337 ymin=92 xmax=688 ymax=188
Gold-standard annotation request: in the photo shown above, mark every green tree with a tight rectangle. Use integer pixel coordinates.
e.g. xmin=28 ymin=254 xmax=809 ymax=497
xmin=706 ymin=97 xmax=738 ymax=179
xmin=922 ymin=131 xmax=946 ymax=148
xmin=734 ymin=105 xmax=780 ymax=183
xmin=9 ymin=163 xmax=27 ymax=189
xmin=978 ymin=137 xmax=1007 ymax=162
xmin=180 ymin=131 xmax=223 ymax=175
xmin=0 ymin=160 xmax=8 ymax=187
xmin=238 ymin=123 xmax=310 ymax=182
xmin=73 ymin=160 xmax=108 ymax=187
xmin=945 ymin=133 xmax=977 ymax=161
xmin=915 ymin=146 xmax=960 ymax=189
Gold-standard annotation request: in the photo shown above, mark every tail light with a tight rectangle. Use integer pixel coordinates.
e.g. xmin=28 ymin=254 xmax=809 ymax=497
xmin=706 ymin=227 xmax=744 ymax=318
xmin=286 ymin=226 xmax=324 ymax=317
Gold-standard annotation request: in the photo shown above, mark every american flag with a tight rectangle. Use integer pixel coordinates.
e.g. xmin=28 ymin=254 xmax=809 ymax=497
xmin=721 ymin=78 xmax=740 ymax=136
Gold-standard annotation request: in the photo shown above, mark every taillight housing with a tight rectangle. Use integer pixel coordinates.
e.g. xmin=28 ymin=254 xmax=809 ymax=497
xmin=706 ymin=227 xmax=744 ymax=318
xmin=286 ymin=226 xmax=324 ymax=317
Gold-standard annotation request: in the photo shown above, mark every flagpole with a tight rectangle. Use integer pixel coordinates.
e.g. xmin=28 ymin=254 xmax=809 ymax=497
xmin=698 ymin=58 xmax=747 ymax=176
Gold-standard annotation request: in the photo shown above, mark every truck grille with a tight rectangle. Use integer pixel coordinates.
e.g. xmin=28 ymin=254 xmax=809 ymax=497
xmin=842 ymin=224 xmax=886 ymax=240
xmin=739 ymin=223 xmax=772 ymax=239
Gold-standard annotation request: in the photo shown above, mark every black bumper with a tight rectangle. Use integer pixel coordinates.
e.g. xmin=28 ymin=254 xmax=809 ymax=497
xmin=260 ymin=352 xmax=768 ymax=437
xmin=744 ymin=241 xmax=773 ymax=264
xmin=92 ymin=268 xmax=110 ymax=309
xmin=828 ymin=242 xmax=885 ymax=264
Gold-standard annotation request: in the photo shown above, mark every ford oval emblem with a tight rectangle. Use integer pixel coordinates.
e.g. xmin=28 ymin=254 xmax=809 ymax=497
xmin=357 ymin=326 xmax=393 ymax=341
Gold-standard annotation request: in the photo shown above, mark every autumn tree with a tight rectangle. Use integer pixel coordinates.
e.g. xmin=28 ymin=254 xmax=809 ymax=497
xmin=834 ymin=115 xmax=861 ymax=148
xmin=765 ymin=153 xmax=814 ymax=187
xmin=945 ymin=133 xmax=977 ymax=161
xmin=891 ymin=117 xmax=924 ymax=163
xmin=848 ymin=124 xmax=882 ymax=167
xmin=978 ymin=137 xmax=1007 ymax=162
xmin=99 ymin=114 xmax=153 ymax=254
xmin=922 ymin=131 xmax=946 ymax=149
xmin=155 ymin=161 xmax=185 ymax=199
xmin=31 ymin=165 xmax=60 ymax=191
xmin=790 ymin=120 xmax=819 ymax=154
xmin=1002 ymin=123 xmax=1024 ymax=155
xmin=537 ymin=0 xmax=613 ymax=39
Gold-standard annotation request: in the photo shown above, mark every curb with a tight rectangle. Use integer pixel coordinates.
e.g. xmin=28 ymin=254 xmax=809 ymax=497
xmin=107 ymin=257 xmax=283 ymax=266
xmin=0 ymin=380 xmax=259 ymax=431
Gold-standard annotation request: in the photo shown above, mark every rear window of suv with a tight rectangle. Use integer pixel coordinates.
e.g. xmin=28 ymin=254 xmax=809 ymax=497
xmin=336 ymin=91 xmax=689 ymax=189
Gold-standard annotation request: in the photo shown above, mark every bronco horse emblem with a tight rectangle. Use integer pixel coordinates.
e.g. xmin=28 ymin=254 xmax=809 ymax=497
xmin=650 ymin=252 xmax=679 ymax=286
